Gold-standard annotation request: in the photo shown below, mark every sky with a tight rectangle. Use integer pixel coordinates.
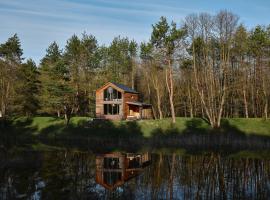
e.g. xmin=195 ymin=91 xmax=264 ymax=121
xmin=1 ymin=0 xmax=270 ymax=64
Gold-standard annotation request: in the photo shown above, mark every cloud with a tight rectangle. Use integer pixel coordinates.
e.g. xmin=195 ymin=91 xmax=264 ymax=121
xmin=1 ymin=0 xmax=269 ymax=63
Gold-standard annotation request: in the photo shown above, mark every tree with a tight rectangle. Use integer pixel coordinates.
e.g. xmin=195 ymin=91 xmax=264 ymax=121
xmin=0 ymin=34 xmax=23 ymax=118
xmin=79 ymin=33 xmax=100 ymax=116
xmin=14 ymin=59 xmax=40 ymax=116
xmin=2 ymin=13 xmax=270 ymax=124
xmin=39 ymin=41 xmax=63 ymax=116
xmin=40 ymin=41 xmax=76 ymax=124
xmin=140 ymin=42 xmax=164 ymax=119
xmin=185 ymin=11 xmax=239 ymax=128
xmin=151 ymin=16 xmax=186 ymax=123
xmin=129 ymin=40 xmax=138 ymax=90
xmin=106 ymin=36 xmax=134 ymax=85
xmin=47 ymin=60 xmax=74 ymax=124
xmin=249 ymin=25 xmax=270 ymax=119
xmin=232 ymin=24 xmax=249 ymax=118
xmin=64 ymin=33 xmax=99 ymax=116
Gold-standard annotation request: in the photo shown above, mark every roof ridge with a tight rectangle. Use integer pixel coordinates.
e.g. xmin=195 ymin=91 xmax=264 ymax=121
xmin=110 ymin=82 xmax=139 ymax=94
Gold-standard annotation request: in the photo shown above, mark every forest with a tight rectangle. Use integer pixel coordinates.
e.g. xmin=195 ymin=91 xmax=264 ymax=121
xmin=0 ymin=10 xmax=270 ymax=128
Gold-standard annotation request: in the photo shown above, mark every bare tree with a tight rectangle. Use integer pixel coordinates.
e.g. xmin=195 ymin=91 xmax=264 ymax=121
xmin=185 ymin=11 xmax=239 ymax=128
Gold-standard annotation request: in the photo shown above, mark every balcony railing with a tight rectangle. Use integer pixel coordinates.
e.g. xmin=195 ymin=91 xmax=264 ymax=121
xmin=103 ymin=98 xmax=122 ymax=102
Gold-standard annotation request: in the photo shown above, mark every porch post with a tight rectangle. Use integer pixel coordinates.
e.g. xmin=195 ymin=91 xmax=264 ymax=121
xmin=123 ymin=104 xmax=127 ymax=119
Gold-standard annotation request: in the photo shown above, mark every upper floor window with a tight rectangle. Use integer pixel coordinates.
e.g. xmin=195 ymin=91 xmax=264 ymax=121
xmin=103 ymin=87 xmax=122 ymax=101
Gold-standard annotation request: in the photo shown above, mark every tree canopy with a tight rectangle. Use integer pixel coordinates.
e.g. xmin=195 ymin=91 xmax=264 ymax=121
xmin=1 ymin=11 xmax=270 ymax=127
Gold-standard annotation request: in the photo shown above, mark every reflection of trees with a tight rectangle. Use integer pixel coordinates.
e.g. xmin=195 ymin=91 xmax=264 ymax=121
xmin=148 ymin=153 xmax=270 ymax=199
xmin=0 ymin=152 xmax=43 ymax=199
xmin=0 ymin=151 xmax=100 ymax=199
xmin=40 ymin=151 xmax=97 ymax=199
xmin=1 ymin=151 xmax=270 ymax=199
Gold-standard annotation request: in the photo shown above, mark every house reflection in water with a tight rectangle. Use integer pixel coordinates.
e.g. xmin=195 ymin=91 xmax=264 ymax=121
xmin=95 ymin=152 xmax=151 ymax=190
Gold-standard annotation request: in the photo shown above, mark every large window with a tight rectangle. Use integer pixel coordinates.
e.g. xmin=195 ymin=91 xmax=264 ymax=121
xmin=104 ymin=104 xmax=120 ymax=115
xmin=103 ymin=172 xmax=122 ymax=186
xmin=104 ymin=157 xmax=120 ymax=169
xmin=104 ymin=87 xmax=122 ymax=101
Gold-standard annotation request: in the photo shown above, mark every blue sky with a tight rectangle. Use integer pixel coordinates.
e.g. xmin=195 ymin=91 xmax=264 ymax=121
xmin=1 ymin=0 xmax=270 ymax=64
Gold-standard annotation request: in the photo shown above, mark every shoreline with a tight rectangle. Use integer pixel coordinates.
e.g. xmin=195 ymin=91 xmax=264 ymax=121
xmin=1 ymin=117 xmax=270 ymax=152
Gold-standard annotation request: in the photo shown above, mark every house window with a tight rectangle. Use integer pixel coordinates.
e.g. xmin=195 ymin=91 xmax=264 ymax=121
xmin=104 ymin=104 xmax=120 ymax=115
xmin=104 ymin=87 xmax=122 ymax=101
xmin=104 ymin=157 xmax=120 ymax=169
xmin=103 ymin=172 xmax=122 ymax=186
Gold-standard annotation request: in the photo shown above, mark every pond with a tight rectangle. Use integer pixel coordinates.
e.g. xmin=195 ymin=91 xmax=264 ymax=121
xmin=1 ymin=150 xmax=270 ymax=200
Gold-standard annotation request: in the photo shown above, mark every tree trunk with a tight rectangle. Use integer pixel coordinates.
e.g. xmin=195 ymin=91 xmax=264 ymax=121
xmin=264 ymin=100 xmax=268 ymax=119
xmin=251 ymin=86 xmax=256 ymax=117
xmin=152 ymin=70 xmax=163 ymax=119
xmin=131 ymin=58 xmax=136 ymax=90
xmin=156 ymin=88 xmax=163 ymax=119
xmin=188 ymin=86 xmax=193 ymax=118
xmin=64 ymin=113 xmax=71 ymax=125
xmin=131 ymin=69 xmax=135 ymax=90
xmin=166 ymin=60 xmax=176 ymax=123
xmin=216 ymin=88 xmax=226 ymax=128
xmin=64 ymin=105 xmax=72 ymax=125
xmin=57 ymin=110 xmax=61 ymax=118
xmin=264 ymin=92 xmax=268 ymax=119
xmin=0 ymin=103 xmax=5 ymax=118
xmin=0 ymin=94 xmax=4 ymax=118
xmin=243 ymin=90 xmax=249 ymax=118
xmin=262 ymin=71 xmax=268 ymax=119
xmin=147 ymin=80 xmax=157 ymax=119
xmin=64 ymin=113 xmax=68 ymax=124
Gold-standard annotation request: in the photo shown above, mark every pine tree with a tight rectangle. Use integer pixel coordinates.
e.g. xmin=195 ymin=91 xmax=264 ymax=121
xmin=0 ymin=34 xmax=23 ymax=118
xmin=15 ymin=59 xmax=40 ymax=116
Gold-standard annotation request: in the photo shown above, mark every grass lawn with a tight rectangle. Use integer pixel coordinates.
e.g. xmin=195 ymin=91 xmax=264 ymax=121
xmin=136 ymin=117 xmax=209 ymax=137
xmin=226 ymin=118 xmax=270 ymax=136
xmin=11 ymin=116 xmax=90 ymax=135
xmin=9 ymin=116 xmax=270 ymax=137
xmin=3 ymin=116 xmax=270 ymax=152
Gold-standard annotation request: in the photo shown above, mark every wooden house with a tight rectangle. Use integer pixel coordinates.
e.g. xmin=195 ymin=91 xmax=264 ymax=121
xmin=95 ymin=152 xmax=151 ymax=190
xmin=95 ymin=82 xmax=153 ymax=120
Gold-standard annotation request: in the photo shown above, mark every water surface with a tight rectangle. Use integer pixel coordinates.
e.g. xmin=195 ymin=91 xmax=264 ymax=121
xmin=1 ymin=150 xmax=270 ymax=199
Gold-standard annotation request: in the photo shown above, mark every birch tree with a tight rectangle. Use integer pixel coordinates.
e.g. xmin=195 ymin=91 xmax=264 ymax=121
xmin=185 ymin=11 xmax=239 ymax=128
xmin=151 ymin=17 xmax=186 ymax=123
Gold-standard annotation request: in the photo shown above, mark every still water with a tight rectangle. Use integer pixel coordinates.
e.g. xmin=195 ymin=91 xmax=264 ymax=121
xmin=1 ymin=150 xmax=270 ymax=200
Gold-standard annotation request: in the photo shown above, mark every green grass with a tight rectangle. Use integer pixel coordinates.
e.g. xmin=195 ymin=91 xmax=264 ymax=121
xmin=225 ymin=118 xmax=270 ymax=136
xmin=7 ymin=116 xmax=270 ymax=137
xmin=3 ymin=116 xmax=270 ymax=153
xmin=136 ymin=117 xmax=210 ymax=137
xmin=10 ymin=116 xmax=89 ymax=136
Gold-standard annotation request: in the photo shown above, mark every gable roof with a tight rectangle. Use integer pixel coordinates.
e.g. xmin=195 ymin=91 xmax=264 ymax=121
xmin=110 ymin=82 xmax=139 ymax=94
xmin=96 ymin=82 xmax=139 ymax=94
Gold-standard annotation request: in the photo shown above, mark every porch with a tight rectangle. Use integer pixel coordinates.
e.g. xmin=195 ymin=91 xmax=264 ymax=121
xmin=126 ymin=101 xmax=153 ymax=120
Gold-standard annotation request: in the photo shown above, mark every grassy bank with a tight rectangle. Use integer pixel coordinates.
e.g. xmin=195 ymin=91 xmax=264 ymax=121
xmin=3 ymin=116 xmax=270 ymax=137
xmin=1 ymin=116 xmax=270 ymax=152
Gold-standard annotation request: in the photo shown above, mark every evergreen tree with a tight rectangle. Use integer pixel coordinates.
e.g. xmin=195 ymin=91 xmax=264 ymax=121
xmin=107 ymin=36 xmax=132 ymax=84
xmin=15 ymin=59 xmax=40 ymax=116
xmin=0 ymin=34 xmax=23 ymax=118
xmin=39 ymin=42 xmax=64 ymax=116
